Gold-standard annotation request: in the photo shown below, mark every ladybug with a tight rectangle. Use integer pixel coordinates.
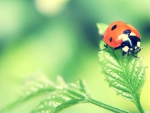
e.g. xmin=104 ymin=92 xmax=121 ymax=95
xmin=103 ymin=21 xmax=141 ymax=57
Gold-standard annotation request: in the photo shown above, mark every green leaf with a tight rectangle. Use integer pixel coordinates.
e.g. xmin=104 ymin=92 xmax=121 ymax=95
xmin=32 ymin=77 xmax=130 ymax=113
xmin=99 ymin=40 xmax=106 ymax=50
xmin=96 ymin=23 xmax=108 ymax=50
xmin=96 ymin=23 xmax=108 ymax=35
xmin=32 ymin=90 xmax=85 ymax=113
xmin=98 ymin=40 xmax=147 ymax=113
xmin=32 ymin=79 xmax=87 ymax=113
xmin=1 ymin=75 xmax=130 ymax=113
xmin=0 ymin=76 xmax=57 ymax=113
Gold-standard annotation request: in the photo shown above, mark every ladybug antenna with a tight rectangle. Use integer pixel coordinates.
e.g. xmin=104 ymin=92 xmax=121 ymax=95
xmin=132 ymin=53 xmax=139 ymax=58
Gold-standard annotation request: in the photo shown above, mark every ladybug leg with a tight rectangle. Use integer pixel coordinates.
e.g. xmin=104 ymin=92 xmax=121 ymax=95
xmin=101 ymin=44 xmax=108 ymax=50
xmin=100 ymin=43 xmax=108 ymax=51
xmin=130 ymin=49 xmax=139 ymax=58
xmin=132 ymin=53 xmax=138 ymax=58
xmin=104 ymin=44 xmax=108 ymax=48
xmin=133 ymin=47 xmax=143 ymax=56
xmin=122 ymin=51 xmax=127 ymax=56
xmin=127 ymin=51 xmax=130 ymax=56
xmin=135 ymin=47 xmax=141 ymax=53
xmin=138 ymin=47 xmax=142 ymax=52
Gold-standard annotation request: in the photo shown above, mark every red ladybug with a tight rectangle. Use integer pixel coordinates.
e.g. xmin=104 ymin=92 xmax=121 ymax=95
xmin=103 ymin=21 xmax=141 ymax=56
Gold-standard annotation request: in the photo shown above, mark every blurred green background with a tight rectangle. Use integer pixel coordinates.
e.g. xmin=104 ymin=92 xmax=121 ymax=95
xmin=0 ymin=0 xmax=150 ymax=113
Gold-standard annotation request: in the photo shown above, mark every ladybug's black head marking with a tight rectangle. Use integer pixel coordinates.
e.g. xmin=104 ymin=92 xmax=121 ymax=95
xmin=111 ymin=24 xmax=117 ymax=30
xmin=109 ymin=37 xmax=112 ymax=42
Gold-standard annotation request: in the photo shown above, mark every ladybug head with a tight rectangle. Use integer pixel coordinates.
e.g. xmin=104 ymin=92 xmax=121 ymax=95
xmin=118 ymin=30 xmax=141 ymax=56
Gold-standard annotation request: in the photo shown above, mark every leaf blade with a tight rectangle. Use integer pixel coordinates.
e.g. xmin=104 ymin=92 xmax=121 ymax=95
xmin=98 ymin=44 xmax=146 ymax=104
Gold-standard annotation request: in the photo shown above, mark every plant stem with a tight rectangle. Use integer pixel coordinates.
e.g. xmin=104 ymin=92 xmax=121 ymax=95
xmin=88 ymin=98 xmax=130 ymax=113
xmin=79 ymin=80 xmax=130 ymax=113
xmin=135 ymin=96 xmax=144 ymax=113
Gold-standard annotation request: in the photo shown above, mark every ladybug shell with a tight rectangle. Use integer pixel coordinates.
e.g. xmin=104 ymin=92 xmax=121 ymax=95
xmin=103 ymin=21 xmax=140 ymax=48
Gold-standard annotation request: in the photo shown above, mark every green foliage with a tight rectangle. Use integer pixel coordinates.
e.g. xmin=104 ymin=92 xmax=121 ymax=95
xmin=97 ymin=23 xmax=147 ymax=113
xmin=96 ymin=23 xmax=108 ymax=35
xmin=0 ymin=23 xmax=147 ymax=113
xmin=0 ymin=76 xmax=57 ymax=113
xmin=98 ymin=45 xmax=146 ymax=113
xmin=0 ymin=76 xmax=129 ymax=113
xmin=32 ymin=78 xmax=88 ymax=113
xmin=31 ymin=75 xmax=130 ymax=113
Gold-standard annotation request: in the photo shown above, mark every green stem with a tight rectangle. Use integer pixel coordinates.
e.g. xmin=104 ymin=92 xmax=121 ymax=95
xmin=88 ymin=98 xmax=130 ymax=113
xmin=135 ymin=96 xmax=144 ymax=113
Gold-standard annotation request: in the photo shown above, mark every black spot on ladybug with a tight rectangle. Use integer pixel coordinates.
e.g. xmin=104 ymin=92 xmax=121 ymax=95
xmin=123 ymin=29 xmax=131 ymax=35
xmin=111 ymin=24 xmax=117 ymax=30
xmin=109 ymin=37 xmax=112 ymax=42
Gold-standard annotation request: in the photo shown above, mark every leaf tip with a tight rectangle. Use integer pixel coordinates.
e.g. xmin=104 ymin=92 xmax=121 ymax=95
xmin=96 ymin=23 xmax=108 ymax=35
